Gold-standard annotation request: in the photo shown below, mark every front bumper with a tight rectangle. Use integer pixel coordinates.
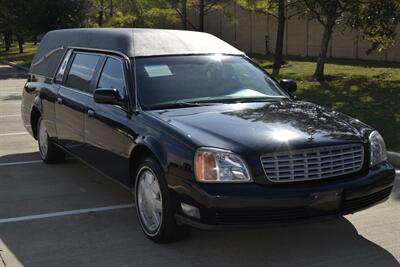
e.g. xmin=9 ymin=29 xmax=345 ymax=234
xmin=168 ymin=161 xmax=395 ymax=229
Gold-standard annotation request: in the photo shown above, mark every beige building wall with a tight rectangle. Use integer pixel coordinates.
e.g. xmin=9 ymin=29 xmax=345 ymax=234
xmin=220 ymin=4 xmax=236 ymax=46
xmin=331 ymin=28 xmax=357 ymax=59
xmin=184 ymin=4 xmax=400 ymax=62
xmin=286 ymin=17 xmax=307 ymax=56
xmin=235 ymin=6 xmax=252 ymax=53
xmin=251 ymin=12 xmax=268 ymax=54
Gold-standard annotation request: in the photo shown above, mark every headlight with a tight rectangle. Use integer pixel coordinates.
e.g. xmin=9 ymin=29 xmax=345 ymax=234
xmin=194 ymin=148 xmax=252 ymax=183
xmin=369 ymin=131 xmax=387 ymax=167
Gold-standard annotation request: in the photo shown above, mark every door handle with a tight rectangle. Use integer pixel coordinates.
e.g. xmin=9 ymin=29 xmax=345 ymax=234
xmin=87 ymin=109 xmax=95 ymax=117
xmin=56 ymin=97 xmax=63 ymax=104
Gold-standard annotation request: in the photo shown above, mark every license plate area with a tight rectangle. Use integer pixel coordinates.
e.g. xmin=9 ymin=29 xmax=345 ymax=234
xmin=309 ymin=190 xmax=343 ymax=211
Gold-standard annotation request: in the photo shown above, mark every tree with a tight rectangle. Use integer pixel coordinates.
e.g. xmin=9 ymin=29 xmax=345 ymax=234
xmin=169 ymin=0 xmax=189 ymax=30
xmin=110 ymin=0 xmax=115 ymax=16
xmin=192 ymin=0 xmax=230 ymax=32
xmin=90 ymin=0 xmax=116 ymax=27
xmin=181 ymin=0 xmax=188 ymax=29
xmin=351 ymin=0 xmax=400 ymax=55
xmin=98 ymin=0 xmax=107 ymax=26
xmin=300 ymin=0 xmax=338 ymax=81
xmin=297 ymin=0 xmax=400 ymax=82
xmin=32 ymin=0 xmax=89 ymax=38
xmin=169 ymin=0 xmax=205 ymax=31
xmin=102 ymin=0 xmax=179 ymax=28
xmin=273 ymin=0 xmax=285 ymax=76
xmin=0 ymin=0 xmax=31 ymax=53
xmin=0 ymin=9 xmax=12 ymax=51
xmin=236 ymin=0 xmax=305 ymax=76
xmin=3 ymin=32 xmax=12 ymax=51
xmin=0 ymin=0 xmax=89 ymax=53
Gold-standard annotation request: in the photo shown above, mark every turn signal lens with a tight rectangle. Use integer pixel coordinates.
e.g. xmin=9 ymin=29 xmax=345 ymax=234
xmin=196 ymin=151 xmax=218 ymax=181
xmin=194 ymin=148 xmax=252 ymax=183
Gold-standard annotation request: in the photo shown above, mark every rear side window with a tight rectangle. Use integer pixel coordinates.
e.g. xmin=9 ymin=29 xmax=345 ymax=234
xmin=65 ymin=53 xmax=100 ymax=92
xmin=55 ymin=49 xmax=72 ymax=83
xmin=97 ymin=57 xmax=126 ymax=97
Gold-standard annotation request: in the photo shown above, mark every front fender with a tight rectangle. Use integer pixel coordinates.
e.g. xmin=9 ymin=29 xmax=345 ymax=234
xmin=33 ymin=95 xmax=43 ymax=113
xmin=131 ymin=132 xmax=195 ymax=181
xmin=135 ymin=135 xmax=167 ymax=168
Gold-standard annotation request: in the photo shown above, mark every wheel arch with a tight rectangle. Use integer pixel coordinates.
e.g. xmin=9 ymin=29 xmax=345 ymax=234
xmin=129 ymin=137 xmax=167 ymax=187
xmin=30 ymin=98 xmax=42 ymax=140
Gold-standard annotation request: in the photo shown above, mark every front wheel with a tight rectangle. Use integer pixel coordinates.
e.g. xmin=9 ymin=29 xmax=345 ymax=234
xmin=37 ymin=117 xmax=65 ymax=164
xmin=135 ymin=157 xmax=189 ymax=243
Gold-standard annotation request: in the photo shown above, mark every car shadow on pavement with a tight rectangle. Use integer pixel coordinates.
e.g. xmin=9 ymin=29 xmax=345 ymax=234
xmin=0 ymin=151 xmax=398 ymax=266
xmin=0 ymin=151 xmax=41 ymax=164
xmin=0 ymin=65 xmax=27 ymax=80
xmin=177 ymin=217 xmax=400 ymax=267
xmin=0 ymin=214 xmax=398 ymax=267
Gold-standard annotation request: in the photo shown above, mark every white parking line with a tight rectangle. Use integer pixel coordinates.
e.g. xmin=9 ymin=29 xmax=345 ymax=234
xmin=0 ymin=132 xmax=28 ymax=136
xmin=0 ymin=114 xmax=19 ymax=118
xmin=0 ymin=160 xmax=42 ymax=167
xmin=0 ymin=204 xmax=135 ymax=224
xmin=0 ymin=102 xmax=20 ymax=104
xmin=0 ymin=157 xmax=134 ymax=192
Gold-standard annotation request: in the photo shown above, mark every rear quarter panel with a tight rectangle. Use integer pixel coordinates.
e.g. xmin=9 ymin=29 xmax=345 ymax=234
xmin=21 ymin=74 xmax=59 ymax=139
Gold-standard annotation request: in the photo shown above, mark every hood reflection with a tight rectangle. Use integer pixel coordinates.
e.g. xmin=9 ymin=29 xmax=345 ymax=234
xmin=223 ymin=101 xmax=362 ymax=141
xmin=151 ymin=101 xmax=368 ymax=154
xmin=271 ymin=129 xmax=300 ymax=142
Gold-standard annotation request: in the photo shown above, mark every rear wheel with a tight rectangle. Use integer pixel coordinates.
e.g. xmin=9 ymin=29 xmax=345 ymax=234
xmin=37 ymin=117 xmax=65 ymax=164
xmin=135 ymin=157 xmax=189 ymax=243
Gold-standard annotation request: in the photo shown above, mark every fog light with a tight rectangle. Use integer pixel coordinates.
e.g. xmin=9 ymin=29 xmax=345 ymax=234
xmin=181 ymin=203 xmax=200 ymax=219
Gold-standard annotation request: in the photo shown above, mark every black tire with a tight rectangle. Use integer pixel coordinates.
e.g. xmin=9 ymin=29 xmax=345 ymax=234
xmin=37 ymin=117 xmax=65 ymax=164
xmin=134 ymin=157 xmax=189 ymax=243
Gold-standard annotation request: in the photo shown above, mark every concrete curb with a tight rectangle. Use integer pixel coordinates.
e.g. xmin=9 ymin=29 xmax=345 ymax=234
xmin=0 ymin=60 xmax=29 ymax=72
xmin=388 ymin=151 xmax=400 ymax=169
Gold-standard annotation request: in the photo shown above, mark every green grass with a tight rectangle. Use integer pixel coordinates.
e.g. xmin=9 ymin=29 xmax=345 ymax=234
xmin=0 ymin=42 xmax=37 ymax=68
xmin=251 ymin=54 xmax=400 ymax=151
xmin=0 ymin=43 xmax=399 ymax=150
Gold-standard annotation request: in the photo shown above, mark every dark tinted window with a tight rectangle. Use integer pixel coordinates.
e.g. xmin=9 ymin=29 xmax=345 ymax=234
xmin=135 ymin=55 xmax=288 ymax=109
xmin=65 ymin=53 xmax=100 ymax=92
xmin=98 ymin=58 xmax=125 ymax=96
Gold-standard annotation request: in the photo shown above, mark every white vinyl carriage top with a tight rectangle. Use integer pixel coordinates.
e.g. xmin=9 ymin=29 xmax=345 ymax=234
xmin=30 ymin=28 xmax=244 ymax=77
xmin=133 ymin=28 xmax=244 ymax=57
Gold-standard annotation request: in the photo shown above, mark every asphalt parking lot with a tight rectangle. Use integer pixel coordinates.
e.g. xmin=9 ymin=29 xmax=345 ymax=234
xmin=0 ymin=63 xmax=399 ymax=267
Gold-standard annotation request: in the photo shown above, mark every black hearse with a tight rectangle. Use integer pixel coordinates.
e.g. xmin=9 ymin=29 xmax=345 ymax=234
xmin=22 ymin=28 xmax=395 ymax=243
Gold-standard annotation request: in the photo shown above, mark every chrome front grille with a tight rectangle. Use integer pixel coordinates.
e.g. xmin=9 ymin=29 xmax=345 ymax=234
xmin=261 ymin=144 xmax=364 ymax=182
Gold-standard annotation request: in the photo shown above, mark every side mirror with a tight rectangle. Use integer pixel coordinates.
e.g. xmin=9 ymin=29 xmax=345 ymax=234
xmin=280 ymin=79 xmax=297 ymax=93
xmin=93 ymin=88 xmax=123 ymax=105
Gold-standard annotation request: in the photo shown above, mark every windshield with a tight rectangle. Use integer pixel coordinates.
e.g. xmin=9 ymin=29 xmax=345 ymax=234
xmin=134 ymin=55 xmax=289 ymax=109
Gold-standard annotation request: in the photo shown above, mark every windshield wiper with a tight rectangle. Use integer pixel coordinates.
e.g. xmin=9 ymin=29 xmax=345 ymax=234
xmin=148 ymin=97 xmax=286 ymax=110
xmin=148 ymin=101 xmax=218 ymax=110
xmin=233 ymin=97 xmax=284 ymax=103
xmin=195 ymin=97 xmax=284 ymax=104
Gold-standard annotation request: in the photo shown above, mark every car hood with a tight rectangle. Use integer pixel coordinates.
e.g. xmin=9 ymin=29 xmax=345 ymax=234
xmin=149 ymin=101 xmax=369 ymax=155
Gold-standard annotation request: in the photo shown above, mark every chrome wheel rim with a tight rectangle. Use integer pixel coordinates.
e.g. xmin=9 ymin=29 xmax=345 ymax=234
xmin=137 ymin=167 xmax=163 ymax=235
xmin=38 ymin=119 xmax=48 ymax=158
